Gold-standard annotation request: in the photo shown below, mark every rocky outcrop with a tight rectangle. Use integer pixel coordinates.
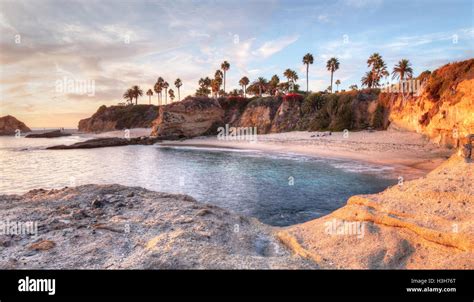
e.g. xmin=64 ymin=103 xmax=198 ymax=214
xmin=25 ymin=130 xmax=71 ymax=138
xmin=151 ymin=97 xmax=224 ymax=138
xmin=235 ymin=97 xmax=282 ymax=133
xmin=278 ymin=154 xmax=474 ymax=269
xmin=78 ymin=105 xmax=158 ymax=133
xmin=47 ymin=136 xmax=162 ymax=150
xmin=0 ymin=184 xmax=315 ymax=269
xmin=0 ymin=115 xmax=31 ymax=135
xmin=386 ymin=59 xmax=474 ymax=148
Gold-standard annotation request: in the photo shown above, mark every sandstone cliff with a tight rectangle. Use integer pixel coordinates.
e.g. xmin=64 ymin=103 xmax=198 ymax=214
xmin=78 ymin=105 xmax=158 ymax=133
xmin=150 ymin=97 xmax=224 ymax=138
xmin=385 ymin=59 xmax=474 ymax=148
xmin=0 ymin=115 xmax=31 ymax=135
xmin=278 ymin=153 xmax=473 ymax=269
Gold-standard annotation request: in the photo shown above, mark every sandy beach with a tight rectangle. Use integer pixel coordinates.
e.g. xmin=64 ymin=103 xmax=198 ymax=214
xmin=155 ymin=129 xmax=453 ymax=180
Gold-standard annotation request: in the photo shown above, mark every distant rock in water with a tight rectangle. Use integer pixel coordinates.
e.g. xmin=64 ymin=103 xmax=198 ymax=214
xmin=25 ymin=130 xmax=71 ymax=138
xmin=0 ymin=115 xmax=31 ymax=135
xmin=151 ymin=97 xmax=224 ymax=138
xmin=78 ymin=104 xmax=158 ymax=133
xmin=47 ymin=136 xmax=162 ymax=149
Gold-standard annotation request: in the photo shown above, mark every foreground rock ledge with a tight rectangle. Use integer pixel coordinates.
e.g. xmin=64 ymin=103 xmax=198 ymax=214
xmin=279 ymin=154 xmax=474 ymax=269
xmin=0 ymin=185 xmax=315 ymax=269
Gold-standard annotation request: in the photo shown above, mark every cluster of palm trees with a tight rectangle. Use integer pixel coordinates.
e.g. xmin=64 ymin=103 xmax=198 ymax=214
xmin=361 ymin=53 xmax=413 ymax=88
xmin=121 ymin=52 xmax=415 ymax=106
xmin=122 ymin=85 xmax=143 ymax=105
xmin=195 ymin=61 xmax=230 ymax=97
xmin=123 ymin=78 xmax=182 ymax=106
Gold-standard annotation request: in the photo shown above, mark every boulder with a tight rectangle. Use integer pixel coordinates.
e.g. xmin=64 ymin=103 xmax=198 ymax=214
xmin=0 ymin=115 xmax=31 ymax=135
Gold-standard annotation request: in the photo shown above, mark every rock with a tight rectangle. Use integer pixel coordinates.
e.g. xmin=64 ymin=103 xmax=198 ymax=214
xmin=0 ymin=184 xmax=315 ymax=269
xmin=150 ymin=97 xmax=224 ymax=138
xmin=0 ymin=115 xmax=31 ymax=135
xmin=278 ymin=155 xmax=474 ymax=269
xmin=91 ymin=197 xmax=104 ymax=208
xmin=46 ymin=137 xmax=161 ymax=150
xmin=127 ymin=192 xmax=134 ymax=198
xmin=25 ymin=130 xmax=71 ymax=138
xmin=78 ymin=104 xmax=158 ymax=133
xmin=29 ymin=240 xmax=56 ymax=251
xmin=387 ymin=59 xmax=474 ymax=148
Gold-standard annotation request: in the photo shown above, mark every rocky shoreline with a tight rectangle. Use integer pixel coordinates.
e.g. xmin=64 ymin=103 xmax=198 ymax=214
xmin=0 ymin=184 xmax=316 ymax=269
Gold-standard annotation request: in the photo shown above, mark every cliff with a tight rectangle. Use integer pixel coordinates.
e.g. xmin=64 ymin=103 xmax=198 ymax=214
xmin=0 ymin=115 xmax=31 ymax=135
xmin=278 ymin=153 xmax=473 ymax=269
xmin=150 ymin=97 xmax=224 ymax=138
xmin=85 ymin=59 xmax=473 ymax=144
xmin=78 ymin=105 xmax=158 ymax=133
xmin=384 ymin=59 xmax=474 ymax=148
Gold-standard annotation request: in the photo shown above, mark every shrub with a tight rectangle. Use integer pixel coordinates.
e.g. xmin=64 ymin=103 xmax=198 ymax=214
xmin=283 ymin=93 xmax=304 ymax=102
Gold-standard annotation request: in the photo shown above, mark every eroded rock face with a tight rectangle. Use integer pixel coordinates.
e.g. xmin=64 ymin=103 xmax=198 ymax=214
xmin=0 ymin=184 xmax=315 ymax=269
xmin=0 ymin=115 xmax=31 ymax=135
xmin=278 ymin=155 xmax=474 ymax=269
xmin=235 ymin=97 xmax=282 ymax=134
xmin=150 ymin=97 xmax=224 ymax=138
xmin=78 ymin=105 xmax=158 ymax=133
xmin=387 ymin=59 xmax=474 ymax=148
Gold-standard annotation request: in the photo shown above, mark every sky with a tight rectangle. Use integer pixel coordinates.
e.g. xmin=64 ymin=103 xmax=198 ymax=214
xmin=0 ymin=0 xmax=473 ymax=127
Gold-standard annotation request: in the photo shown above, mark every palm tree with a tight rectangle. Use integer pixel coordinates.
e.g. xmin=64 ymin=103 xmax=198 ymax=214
xmin=153 ymin=81 xmax=161 ymax=105
xmin=211 ymin=79 xmax=220 ymax=98
xmin=146 ymin=89 xmax=153 ymax=104
xmin=349 ymin=84 xmax=358 ymax=90
xmin=162 ymin=81 xmax=169 ymax=104
xmin=367 ymin=53 xmax=388 ymax=87
xmin=155 ymin=77 xmax=164 ymax=105
xmin=361 ymin=71 xmax=375 ymax=88
xmin=302 ymin=53 xmax=314 ymax=93
xmin=256 ymin=77 xmax=267 ymax=96
xmin=392 ymin=59 xmax=413 ymax=81
xmin=283 ymin=69 xmax=298 ymax=92
xmin=131 ymin=85 xmax=143 ymax=105
xmin=392 ymin=59 xmax=413 ymax=95
xmin=335 ymin=79 xmax=341 ymax=92
xmin=169 ymin=89 xmax=175 ymax=102
xmin=239 ymin=76 xmax=250 ymax=97
xmin=326 ymin=57 xmax=340 ymax=93
xmin=269 ymin=75 xmax=280 ymax=95
xmin=196 ymin=77 xmax=211 ymax=97
xmin=174 ymin=78 xmax=182 ymax=101
xmin=221 ymin=61 xmax=230 ymax=93
xmin=123 ymin=88 xmax=134 ymax=105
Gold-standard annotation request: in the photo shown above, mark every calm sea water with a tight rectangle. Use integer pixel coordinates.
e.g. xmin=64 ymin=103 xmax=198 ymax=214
xmin=0 ymin=135 xmax=397 ymax=226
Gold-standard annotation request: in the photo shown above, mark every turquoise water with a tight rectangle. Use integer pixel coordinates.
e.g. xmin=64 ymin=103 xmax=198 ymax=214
xmin=0 ymin=136 xmax=397 ymax=226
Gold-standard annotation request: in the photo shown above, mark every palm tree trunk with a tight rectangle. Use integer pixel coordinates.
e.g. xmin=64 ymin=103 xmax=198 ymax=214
xmin=330 ymin=71 xmax=334 ymax=93
xmin=178 ymin=88 xmax=180 ymax=101
xmin=223 ymin=72 xmax=226 ymax=93
xmin=165 ymin=91 xmax=168 ymax=105
xmin=306 ymin=64 xmax=309 ymax=93
xmin=149 ymin=96 xmax=151 ymax=105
